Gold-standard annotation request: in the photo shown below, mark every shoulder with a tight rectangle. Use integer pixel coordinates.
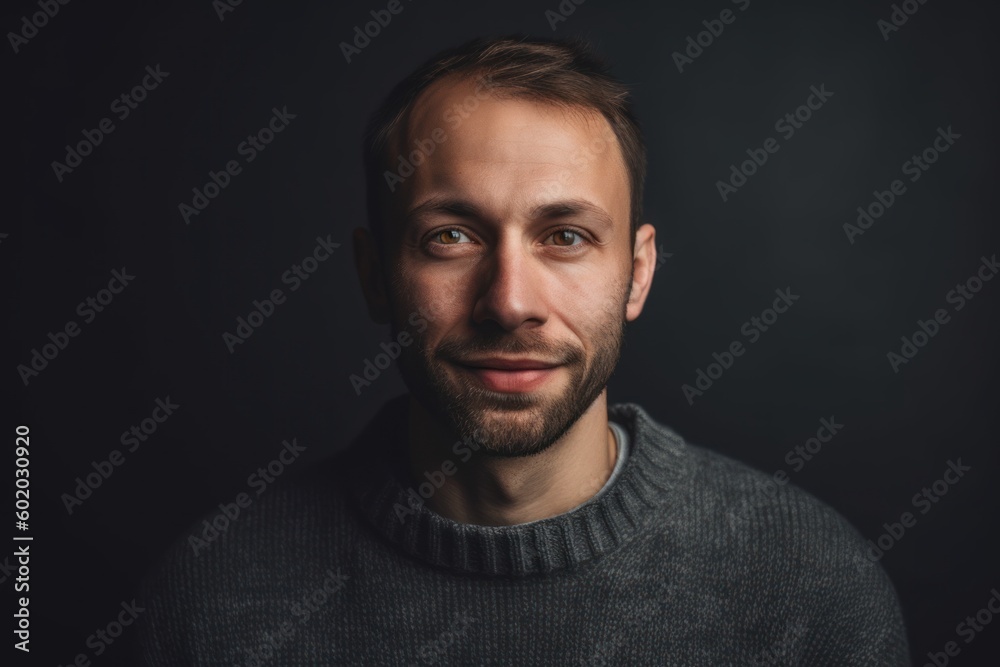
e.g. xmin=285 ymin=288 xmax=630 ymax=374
xmin=674 ymin=440 xmax=910 ymax=662
xmin=680 ymin=439 xmax=872 ymax=567
xmin=618 ymin=402 xmax=909 ymax=660
xmin=135 ymin=453 xmax=356 ymax=664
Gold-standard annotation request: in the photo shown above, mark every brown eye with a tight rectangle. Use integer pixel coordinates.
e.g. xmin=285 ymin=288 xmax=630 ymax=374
xmin=551 ymin=229 xmax=582 ymax=246
xmin=437 ymin=229 xmax=464 ymax=244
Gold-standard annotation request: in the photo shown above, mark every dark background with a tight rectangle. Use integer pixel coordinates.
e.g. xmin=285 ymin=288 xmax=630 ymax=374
xmin=5 ymin=0 xmax=998 ymax=664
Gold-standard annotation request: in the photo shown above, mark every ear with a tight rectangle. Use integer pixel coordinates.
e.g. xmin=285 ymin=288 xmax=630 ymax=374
xmin=352 ymin=226 xmax=390 ymax=325
xmin=626 ymin=223 xmax=656 ymax=322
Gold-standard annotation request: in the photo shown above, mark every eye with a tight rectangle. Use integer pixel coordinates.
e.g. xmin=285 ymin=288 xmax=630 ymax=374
xmin=428 ymin=228 xmax=473 ymax=246
xmin=424 ymin=227 xmax=590 ymax=250
xmin=546 ymin=228 xmax=587 ymax=248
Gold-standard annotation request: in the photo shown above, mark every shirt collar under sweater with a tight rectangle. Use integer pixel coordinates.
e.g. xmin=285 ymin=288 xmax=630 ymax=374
xmin=340 ymin=394 xmax=690 ymax=577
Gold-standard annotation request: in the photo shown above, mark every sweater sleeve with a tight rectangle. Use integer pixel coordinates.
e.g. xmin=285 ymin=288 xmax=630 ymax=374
xmin=134 ymin=537 xmax=196 ymax=666
xmin=794 ymin=508 xmax=912 ymax=666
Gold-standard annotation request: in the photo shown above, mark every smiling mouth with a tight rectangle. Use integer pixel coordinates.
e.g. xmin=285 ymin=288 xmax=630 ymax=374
xmin=452 ymin=359 xmax=562 ymax=393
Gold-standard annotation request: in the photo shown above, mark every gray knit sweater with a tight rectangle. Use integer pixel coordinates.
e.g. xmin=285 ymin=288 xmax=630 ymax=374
xmin=137 ymin=395 xmax=911 ymax=665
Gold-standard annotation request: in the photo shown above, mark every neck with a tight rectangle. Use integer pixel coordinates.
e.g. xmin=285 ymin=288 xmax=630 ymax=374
xmin=406 ymin=392 xmax=618 ymax=526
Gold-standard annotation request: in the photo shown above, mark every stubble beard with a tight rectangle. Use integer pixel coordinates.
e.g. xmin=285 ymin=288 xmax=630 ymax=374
xmin=393 ymin=278 xmax=630 ymax=458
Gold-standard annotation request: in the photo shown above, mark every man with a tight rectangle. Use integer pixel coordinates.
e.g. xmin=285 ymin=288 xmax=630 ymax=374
xmin=139 ymin=36 xmax=910 ymax=665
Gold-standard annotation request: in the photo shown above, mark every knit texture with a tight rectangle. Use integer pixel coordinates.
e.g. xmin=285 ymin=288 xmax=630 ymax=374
xmin=137 ymin=394 xmax=911 ymax=666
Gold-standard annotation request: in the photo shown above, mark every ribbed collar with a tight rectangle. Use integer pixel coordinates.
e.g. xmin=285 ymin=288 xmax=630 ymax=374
xmin=340 ymin=394 xmax=690 ymax=577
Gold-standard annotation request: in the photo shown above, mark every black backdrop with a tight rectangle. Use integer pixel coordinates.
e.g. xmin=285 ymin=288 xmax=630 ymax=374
xmin=5 ymin=0 xmax=999 ymax=664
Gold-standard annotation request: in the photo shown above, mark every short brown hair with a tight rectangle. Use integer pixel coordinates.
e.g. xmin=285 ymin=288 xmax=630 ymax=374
xmin=362 ymin=35 xmax=647 ymax=253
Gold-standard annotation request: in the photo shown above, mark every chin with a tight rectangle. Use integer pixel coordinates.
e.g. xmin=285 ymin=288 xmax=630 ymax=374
xmin=446 ymin=383 xmax=594 ymax=459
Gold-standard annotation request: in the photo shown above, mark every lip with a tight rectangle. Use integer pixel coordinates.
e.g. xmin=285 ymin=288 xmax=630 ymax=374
xmin=459 ymin=357 xmax=559 ymax=370
xmin=454 ymin=358 xmax=561 ymax=392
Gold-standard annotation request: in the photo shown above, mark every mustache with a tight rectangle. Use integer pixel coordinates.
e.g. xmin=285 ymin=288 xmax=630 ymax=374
xmin=434 ymin=332 xmax=583 ymax=366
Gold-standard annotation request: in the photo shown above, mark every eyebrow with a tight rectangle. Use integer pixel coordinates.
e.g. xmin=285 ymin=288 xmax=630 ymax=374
xmin=405 ymin=197 xmax=615 ymax=230
xmin=531 ymin=199 xmax=614 ymax=230
xmin=405 ymin=197 xmax=480 ymax=223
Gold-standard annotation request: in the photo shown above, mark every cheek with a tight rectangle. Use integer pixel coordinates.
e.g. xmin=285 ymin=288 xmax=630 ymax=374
xmin=421 ymin=292 xmax=454 ymax=325
xmin=408 ymin=288 xmax=459 ymax=328
xmin=579 ymin=277 xmax=630 ymax=332
xmin=394 ymin=274 xmax=469 ymax=338
xmin=394 ymin=258 xmax=468 ymax=320
xmin=560 ymin=268 xmax=626 ymax=314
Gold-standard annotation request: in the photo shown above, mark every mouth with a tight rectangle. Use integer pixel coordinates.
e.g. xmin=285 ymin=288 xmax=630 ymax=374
xmin=453 ymin=357 xmax=562 ymax=393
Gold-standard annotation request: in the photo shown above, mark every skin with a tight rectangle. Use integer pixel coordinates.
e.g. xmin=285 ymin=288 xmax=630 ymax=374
xmin=353 ymin=75 xmax=657 ymax=526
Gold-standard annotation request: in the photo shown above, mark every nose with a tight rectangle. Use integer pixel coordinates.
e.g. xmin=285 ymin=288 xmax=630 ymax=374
xmin=471 ymin=234 xmax=548 ymax=332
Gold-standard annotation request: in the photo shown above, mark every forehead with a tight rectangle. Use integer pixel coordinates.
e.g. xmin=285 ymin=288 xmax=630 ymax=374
xmin=386 ymin=75 xmax=630 ymax=224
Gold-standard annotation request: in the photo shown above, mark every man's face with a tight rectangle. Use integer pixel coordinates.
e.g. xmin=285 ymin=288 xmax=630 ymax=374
xmin=381 ymin=76 xmax=636 ymax=457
